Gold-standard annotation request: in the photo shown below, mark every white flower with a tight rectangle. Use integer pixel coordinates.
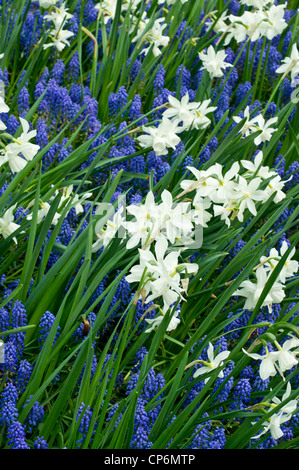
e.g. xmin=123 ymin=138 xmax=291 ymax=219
xmin=58 ymin=185 xmax=92 ymax=215
xmin=234 ymin=109 xmax=277 ymax=145
xmin=206 ymin=10 xmax=229 ymax=33
xmin=44 ymin=2 xmax=73 ymax=29
xmin=223 ymin=11 xmax=264 ymax=45
xmin=0 ymin=148 xmax=27 ymax=173
xmin=270 ymin=337 xmax=299 ymax=377
xmin=180 ymin=166 xmax=219 ymax=199
xmin=95 ymin=0 xmax=118 ymax=24
xmin=276 ymin=43 xmax=299 ymax=82
xmin=251 ymin=115 xmax=278 ymax=146
xmin=233 ymin=176 xmax=265 ymax=221
xmin=241 ymin=151 xmax=276 ymax=180
xmin=121 ymin=0 xmax=143 ymax=12
xmin=39 ymin=0 xmax=59 ymax=7
xmin=9 ymin=118 xmax=40 ymax=161
xmin=145 ymin=310 xmax=180 ymax=333
xmin=159 ymin=190 xmax=194 ymax=244
xmin=124 ymin=191 xmax=161 ymax=249
xmin=0 ymin=118 xmax=40 ymax=173
xmin=252 ymin=382 xmax=298 ymax=440
xmin=233 ymin=265 xmax=285 ymax=313
xmin=208 ymin=162 xmax=240 ymax=204
xmin=0 ymin=96 xmax=9 ymax=113
xmin=260 ymin=241 xmax=298 ymax=283
xmin=158 ymin=0 xmax=189 ymax=4
xmin=191 ymin=194 xmax=212 ymax=228
xmin=163 ymin=93 xmax=216 ymax=130
xmin=262 ymin=174 xmax=287 ymax=204
xmin=198 ymin=45 xmax=233 ymax=79
xmin=132 ymin=17 xmax=170 ymax=57
xmin=27 ymin=202 xmax=61 ymax=226
xmin=239 ymin=0 xmax=273 ymax=8
xmin=233 ymin=106 xmax=259 ymax=138
xmin=0 ymin=205 xmax=21 ymax=244
xmin=243 ymin=347 xmax=277 ymax=381
xmin=213 ymin=202 xmax=237 ymax=227
xmin=193 ymin=342 xmax=230 ymax=383
xmin=92 ymin=206 xmax=126 ymax=251
xmin=137 ymin=118 xmax=182 ymax=156
xmin=43 ymin=28 xmax=74 ymax=52
xmin=0 ymin=96 xmax=9 ymax=131
xmin=222 ymin=15 xmax=248 ymax=45
xmin=126 ymin=237 xmax=198 ymax=313
xmin=258 ymin=3 xmax=287 ymax=40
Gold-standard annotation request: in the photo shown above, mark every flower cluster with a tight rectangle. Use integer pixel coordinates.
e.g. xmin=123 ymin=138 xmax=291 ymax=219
xmin=218 ymin=1 xmax=288 ymax=45
xmin=234 ymin=240 xmax=298 ymax=314
xmin=137 ymin=93 xmax=216 ymax=156
xmin=42 ymin=1 xmax=74 ymax=51
xmin=179 ymin=151 xmax=287 ymax=226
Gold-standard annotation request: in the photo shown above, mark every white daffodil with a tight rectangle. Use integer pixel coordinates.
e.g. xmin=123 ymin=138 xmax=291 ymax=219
xmin=198 ymin=45 xmax=233 ymax=79
xmin=0 ymin=96 xmax=9 ymax=131
xmin=240 ymin=151 xmax=276 ymax=180
xmin=0 ymin=147 xmax=27 ymax=173
xmin=39 ymin=0 xmax=59 ymax=7
xmin=58 ymin=185 xmax=92 ymax=215
xmin=126 ymin=237 xmax=198 ymax=313
xmin=191 ymin=194 xmax=212 ymax=228
xmin=121 ymin=0 xmax=143 ymax=12
xmin=258 ymin=3 xmax=287 ymax=40
xmin=233 ymin=106 xmax=260 ymax=138
xmin=251 ymin=115 xmax=278 ymax=146
xmin=223 ymin=11 xmax=264 ymax=45
xmin=92 ymin=207 xmax=126 ymax=252
xmin=0 ymin=118 xmax=40 ymax=173
xmin=259 ymin=241 xmax=298 ymax=283
xmin=262 ymin=174 xmax=287 ymax=204
xmin=233 ymin=265 xmax=285 ymax=313
xmin=213 ymin=202 xmax=237 ymax=227
xmin=95 ymin=0 xmax=116 ymax=24
xmin=180 ymin=166 xmax=219 ymax=199
xmin=193 ymin=342 xmax=230 ymax=383
xmin=278 ymin=242 xmax=299 ymax=282
xmin=222 ymin=14 xmax=248 ymax=45
xmin=163 ymin=93 xmax=216 ymax=131
xmin=124 ymin=191 xmax=161 ymax=249
xmin=186 ymin=99 xmax=217 ymax=130
xmin=43 ymin=28 xmax=74 ymax=52
xmin=206 ymin=10 xmax=229 ymax=34
xmin=145 ymin=310 xmax=180 ymax=333
xmin=239 ymin=0 xmax=273 ymax=8
xmin=252 ymin=382 xmax=298 ymax=440
xmin=137 ymin=118 xmax=182 ymax=156
xmin=208 ymin=162 xmax=240 ymax=204
xmin=27 ymin=202 xmax=61 ymax=226
xmin=276 ymin=43 xmax=299 ymax=82
xmin=159 ymin=190 xmax=194 ymax=244
xmin=144 ymin=238 xmax=198 ymax=312
xmin=0 ymin=205 xmax=21 ymax=244
xmin=132 ymin=16 xmax=170 ymax=57
xmin=234 ymin=176 xmax=265 ymax=221
xmin=270 ymin=338 xmax=299 ymax=377
xmin=8 ymin=117 xmax=40 ymax=161
xmin=158 ymin=0 xmax=189 ymax=4
xmin=243 ymin=347 xmax=278 ymax=381
xmin=44 ymin=2 xmax=73 ymax=29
